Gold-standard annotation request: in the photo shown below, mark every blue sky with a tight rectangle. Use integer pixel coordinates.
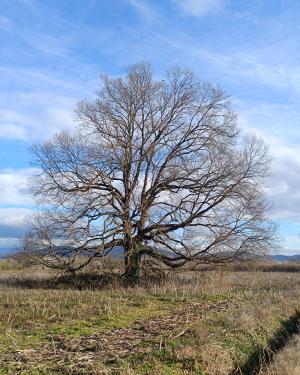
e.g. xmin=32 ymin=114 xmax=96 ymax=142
xmin=1 ymin=0 xmax=300 ymax=255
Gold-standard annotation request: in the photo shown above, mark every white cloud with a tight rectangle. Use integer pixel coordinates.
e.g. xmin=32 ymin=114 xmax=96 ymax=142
xmin=0 ymin=93 xmax=76 ymax=141
xmin=0 ymin=171 xmax=35 ymax=249
xmin=281 ymin=236 xmax=300 ymax=254
xmin=0 ymin=168 xmax=36 ymax=206
xmin=0 ymin=208 xmax=32 ymax=228
xmin=0 ymin=237 xmax=19 ymax=249
xmin=267 ymin=156 xmax=300 ymax=223
xmin=0 ymin=208 xmax=33 ymax=250
xmin=237 ymin=103 xmax=300 ymax=150
xmin=0 ymin=124 xmax=28 ymax=140
xmin=236 ymin=102 xmax=300 ymax=224
xmin=173 ymin=0 xmax=225 ymax=17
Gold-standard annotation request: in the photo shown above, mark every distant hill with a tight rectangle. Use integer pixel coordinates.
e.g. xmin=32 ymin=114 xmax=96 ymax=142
xmin=270 ymin=254 xmax=300 ymax=262
xmin=0 ymin=246 xmax=124 ymax=259
xmin=1 ymin=244 xmax=300 ymax=263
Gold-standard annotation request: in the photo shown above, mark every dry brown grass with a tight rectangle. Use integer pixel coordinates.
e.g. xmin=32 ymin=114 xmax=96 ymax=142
xmin=0 ymin=266 xmax=299 ymax=374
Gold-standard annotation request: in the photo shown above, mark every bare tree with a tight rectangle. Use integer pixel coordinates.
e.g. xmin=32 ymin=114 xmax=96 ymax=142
xmin=24 ymin=63 xmax=275 ymax=283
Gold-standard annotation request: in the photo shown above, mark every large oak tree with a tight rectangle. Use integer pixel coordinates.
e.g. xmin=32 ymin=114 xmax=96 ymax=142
xmin=24 ymin=63 xmax=274 ymax=282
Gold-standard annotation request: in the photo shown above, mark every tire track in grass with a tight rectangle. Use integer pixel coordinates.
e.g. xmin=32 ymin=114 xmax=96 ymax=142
xmin=260 ymin=333 xmax=300 ymax=374
xmin=230 ymin=310 xmax=300 ymax=375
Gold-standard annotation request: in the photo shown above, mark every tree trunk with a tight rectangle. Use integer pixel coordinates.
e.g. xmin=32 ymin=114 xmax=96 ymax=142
xmin=123 ymin=244 xmax=142 ymax=285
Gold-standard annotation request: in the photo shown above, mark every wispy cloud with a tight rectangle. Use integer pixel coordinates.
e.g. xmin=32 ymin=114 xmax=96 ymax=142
xmin=204 ymin=51 xmax=300 ymax=96
xmin=173 ymin=0 xmax=226 ymax=17
xmin=0 ymin=15 xmax=12 ymax=30
xmin=25 ymin=33 xmax=69 ymax=57
xmin=154 ymin=30 xmax=300 ymax=97
xmin=126 ymin=0 xmax=159 ymax=22
xmin=17 ymin=0 xmax=36 ymax=10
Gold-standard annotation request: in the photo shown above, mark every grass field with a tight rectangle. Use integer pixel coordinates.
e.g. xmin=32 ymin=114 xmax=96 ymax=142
xmin=0 ymin=264 xmax=299 ymax=374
